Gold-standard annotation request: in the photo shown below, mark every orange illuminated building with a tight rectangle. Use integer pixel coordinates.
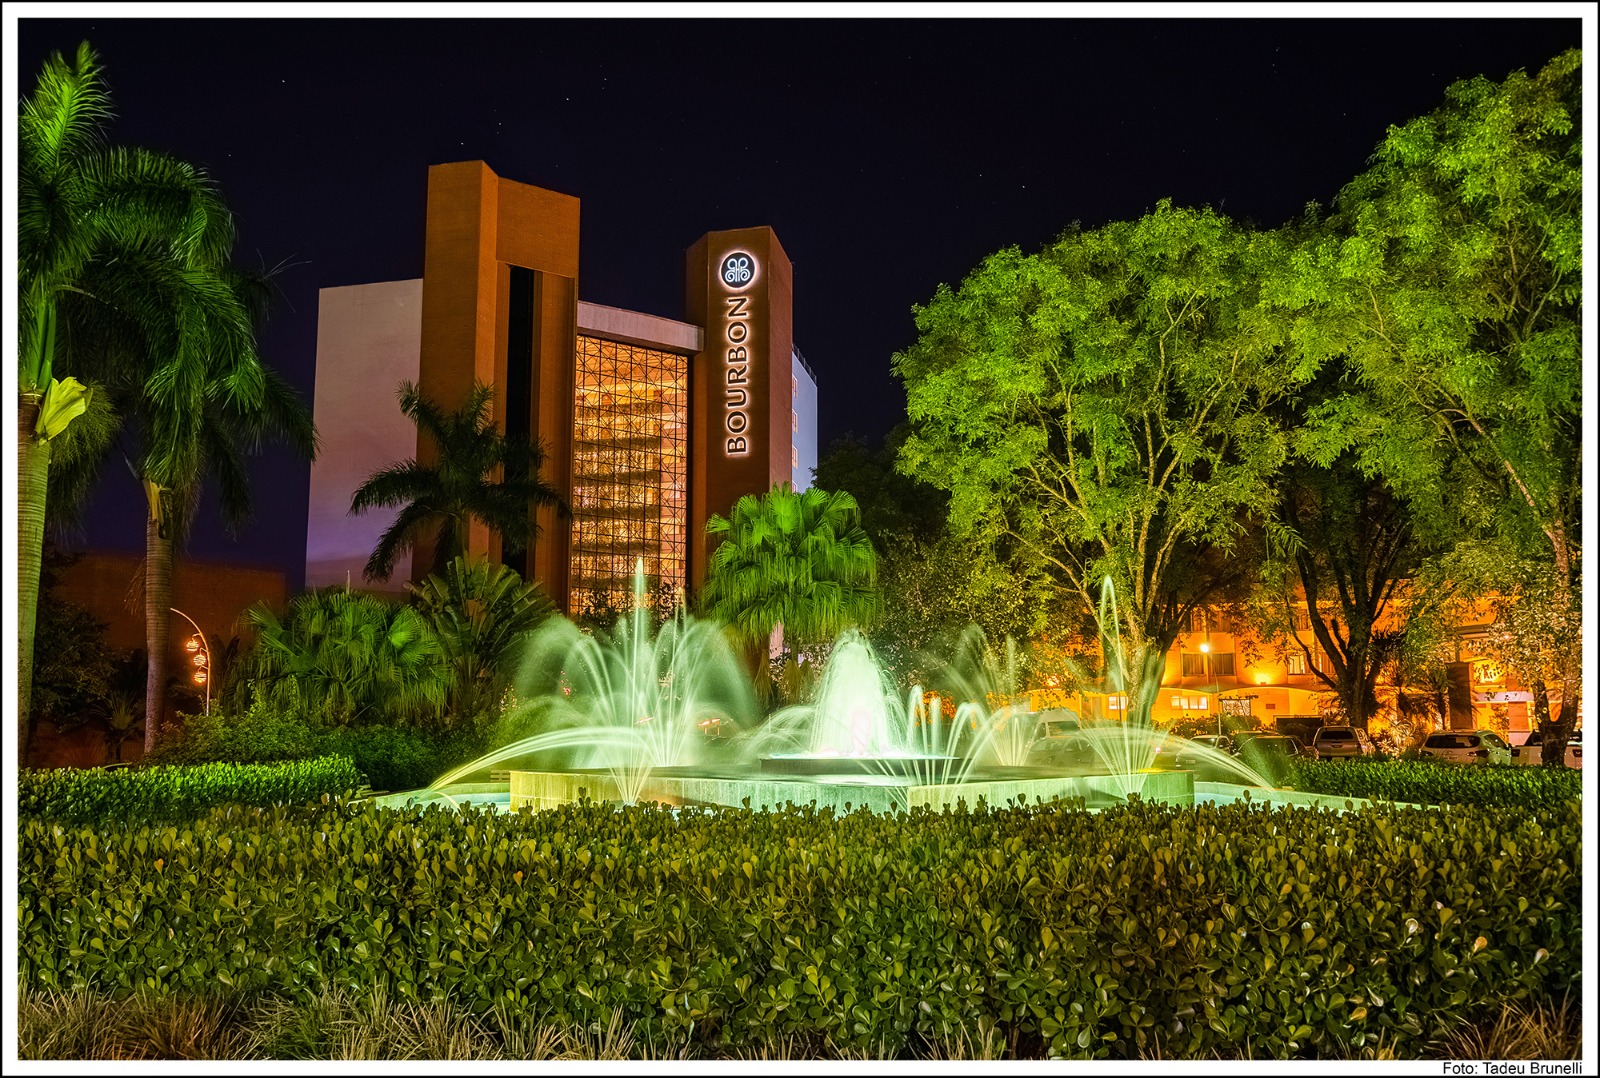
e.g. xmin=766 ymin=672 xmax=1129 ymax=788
xmin=1072 ymin=598 xmax=1552 ymax=740
xmin=304 ymin=161 xmax=819 ymax=613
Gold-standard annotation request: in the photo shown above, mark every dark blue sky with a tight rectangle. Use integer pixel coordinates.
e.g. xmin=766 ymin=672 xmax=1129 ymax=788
xmin=16 ymin=15 xmax=1582 ymax=593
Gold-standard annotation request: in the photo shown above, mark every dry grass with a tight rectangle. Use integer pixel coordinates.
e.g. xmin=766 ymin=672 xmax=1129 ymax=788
xmin=1438 ymin=993 xmax=1582 ymax=1061
xmin=18 ymin=989 xmax=254 ymax=1061
xmin=18 ymin=989 xmax=130 ymax=1060
xmin=15 ymin=987 xmax=1583 ymax=1061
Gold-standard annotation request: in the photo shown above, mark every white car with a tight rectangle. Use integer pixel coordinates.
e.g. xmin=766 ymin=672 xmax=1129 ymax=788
xmin=1311 ymin=726 xmax=1376 ymax=759
xmin=1419 ymin=731 xmax=1508 ymax=765
xmin=1511 ymin=729 xmax=1582 ymax=768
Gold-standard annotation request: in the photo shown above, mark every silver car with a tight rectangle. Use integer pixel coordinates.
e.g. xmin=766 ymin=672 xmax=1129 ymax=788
xmin=1419 ymin=731 xmax=1507 ymax=765
xmin=1311 ymin=726 xmax=1376 ymax=759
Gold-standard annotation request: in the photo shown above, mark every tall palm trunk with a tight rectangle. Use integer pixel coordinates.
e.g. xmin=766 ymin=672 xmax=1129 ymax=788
xmin=17 ymin=390 xmax=50 ymax=764
xmin=144 ymin=495 xmax=175 ymax=755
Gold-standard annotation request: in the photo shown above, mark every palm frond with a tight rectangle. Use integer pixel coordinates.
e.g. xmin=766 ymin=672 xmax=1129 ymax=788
xmin=18 ymin=42 xmax=114 ymax=185
xmin=364 ymin=499 xmax=443 ymax=582
xmin=350 ymin=461 xmax=445 ymax=514
xmin=396 ymin=381 xmax=455 ymax=445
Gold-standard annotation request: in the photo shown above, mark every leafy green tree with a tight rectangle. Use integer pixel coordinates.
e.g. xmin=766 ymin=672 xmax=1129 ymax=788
xmin=102 ymin=653 xmax=150 ymax=764
xmin=895 ymin=202 xmax=1294 ymax=717
xmin=1291 ymin=49 xmax=1581 ymax=762
xmin=812 ymin=429 xmax=947 ymax=543
xmin=1253 ymin=454 xmax=1429 ymax=730
xmin=17 ymin=42 xmax=236 ymax=754
xmin=241 ymin=589 xmax=452 ymax=728
xmin=701 ymin=483 xmax=879 ymax=699
xmin=1419 ymin=540 xmax=1581 ymax=743
xmin=408 ymin=556 xmax=556 ymax=727
xmin=25 ymin=548 xmax=117 ymax=760
xmin=815 ymin=431 xmax=1048 ymax=686
xmin=351 ymin=381 xmax=568 ymax=583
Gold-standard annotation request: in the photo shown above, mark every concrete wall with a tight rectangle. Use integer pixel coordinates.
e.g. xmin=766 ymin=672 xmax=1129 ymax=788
xmin=791 ymin=350 xmax=818 ymax=491
xmin=577 ymin=300 xmax=702 ymax=354
xmin=304 ymin=279 xmax=423 ymax=592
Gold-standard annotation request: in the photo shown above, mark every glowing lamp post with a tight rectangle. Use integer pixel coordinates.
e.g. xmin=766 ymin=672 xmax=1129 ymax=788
xmin=1199 ymin=636 xmax=1218 ymax=737
xmin=171 ymin=607 xmax=211 ymax=716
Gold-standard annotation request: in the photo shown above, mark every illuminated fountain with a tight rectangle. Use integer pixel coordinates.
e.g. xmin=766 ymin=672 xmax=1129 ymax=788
xmin=424 ymin=562 xmax=757 ymax=807
xmin=390 ymin=567 xmax=1280 ymax=815
xmin=749 ymin=630 xmax=979 ymax=787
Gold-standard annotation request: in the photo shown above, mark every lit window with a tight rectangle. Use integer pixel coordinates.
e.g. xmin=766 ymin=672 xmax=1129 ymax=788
xmin=569 ymin=335 xmax=688 ymax=617
xmin=1287 ymin=653 xmax=1307 ymax=675
xmin=792 ymin=409 xmax=798 ymax=432
xmin=1107 ymin=695 xmax=1128 ymax=711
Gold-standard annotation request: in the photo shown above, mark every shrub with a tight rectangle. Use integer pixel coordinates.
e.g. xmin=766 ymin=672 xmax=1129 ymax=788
xmin=144 ymin=703 xmax=483 ymax=793
xmin=320 ymin=725 xmax=484 ymax=793
xmin=18 ymin=756 xmax=362 ymax=824
xmin=19 ymin=797 xmax=1579 ymax=1059
xmin=1286 ymin=758 xmax=1581 ymax=809
xmin=241 ymin=589 xmax=452 ymax=726
xmin=146 ymin=703 xmax=324 ymax=768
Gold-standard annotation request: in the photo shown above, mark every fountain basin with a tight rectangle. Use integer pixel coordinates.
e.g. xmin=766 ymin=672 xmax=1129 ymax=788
xmin=760 ymin=753 xmax=958 ymax=777
xmin=510 ymin=766 xmax=1195 ymax=814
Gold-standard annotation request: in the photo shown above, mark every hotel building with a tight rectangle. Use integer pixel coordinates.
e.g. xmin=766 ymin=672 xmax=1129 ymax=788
xmin=303 ymin=160 xmax=818 ymax=613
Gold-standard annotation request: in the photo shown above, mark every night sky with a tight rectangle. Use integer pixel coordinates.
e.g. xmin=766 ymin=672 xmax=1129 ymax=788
xmin=14 ymin=14 xmax=1583 ymax=593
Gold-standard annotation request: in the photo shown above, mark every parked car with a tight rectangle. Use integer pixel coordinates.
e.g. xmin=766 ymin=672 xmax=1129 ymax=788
xmin=1511 ymin=729 xmax=1582 ymax=768
xmin=1419 ymin=731 xmax=1498 ymax=765
xmin=1173 ymin=733 xmax=1235 ymax=768
xmin=1474 ymin=729 xmax=1513 ymax=765
xmin=1233 ymin=733 xmax=1315 ymax=784
xmin=1027 ymin=714 xmax=1090 ymax=766
xmin=1311 ymin=726 xmax=1376 ymax=759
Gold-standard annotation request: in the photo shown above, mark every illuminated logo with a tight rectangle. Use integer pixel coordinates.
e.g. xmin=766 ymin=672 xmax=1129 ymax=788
xmin=720 ymin=252 xmax=756 ymax=289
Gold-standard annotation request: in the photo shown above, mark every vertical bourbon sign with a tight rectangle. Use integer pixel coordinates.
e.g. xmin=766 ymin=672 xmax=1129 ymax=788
xmin=718 ymin=250 xmax=758 ymax=457
xmin=686 ymin=228 xmax=794 ymax=592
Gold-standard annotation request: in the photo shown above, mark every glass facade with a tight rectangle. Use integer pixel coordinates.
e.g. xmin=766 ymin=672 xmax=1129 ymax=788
xmin=569 ymin=335 xmax=689 ymax=617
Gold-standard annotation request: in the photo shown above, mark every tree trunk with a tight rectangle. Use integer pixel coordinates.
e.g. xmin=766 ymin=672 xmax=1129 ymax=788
xmin=144 ymin=503 xmax=175 ymax=755
xmin=1535 ymin=674 xmax=1577 ymax=771
xmin=17 ymin=391 xmax=50 ymax=766
xmin=1340 ymin=664 xmax=1382 ymax=731
xmin=747 ymin=635 xmax=772 ymax=709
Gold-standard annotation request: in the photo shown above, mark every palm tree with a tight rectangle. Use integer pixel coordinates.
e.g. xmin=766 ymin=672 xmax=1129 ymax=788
xmin=351 ymin=381 xmax=568 ymax=583
xmin=701 ymin=484 xmax=880 ymax=700
xmin=108 ymin=264 xmax=316 ymax=754
xmin=241 ymin=588 xmax=452 ymax=728
xmin=408 ymin=556 xmax=556 ymax=727
xmin=18 ymin=42 xmax=236 ymax=755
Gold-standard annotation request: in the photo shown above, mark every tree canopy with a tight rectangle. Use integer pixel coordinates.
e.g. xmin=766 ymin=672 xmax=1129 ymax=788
xmin=1287 ymin=48 xmax=1582 ymax=756
xmin=700 ymin=484 xmax=879 ymax=696
xmin=895 ymin=202 xmax=1292 ymax=712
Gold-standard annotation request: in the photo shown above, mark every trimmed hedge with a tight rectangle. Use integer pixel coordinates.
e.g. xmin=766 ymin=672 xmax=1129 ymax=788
xmin=19 ymin=796 xmax=1579 ymax=1059
xmin=18 ymin=756 xmax=363 ymax=824
xmin=148 ymin=707 xmax=485 ymax=794
xmin=1286 ymin=759 xmax=1581 ymax=809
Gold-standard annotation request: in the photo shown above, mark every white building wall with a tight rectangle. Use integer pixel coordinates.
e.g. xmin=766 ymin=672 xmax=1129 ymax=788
xmin=304 ymin=279 xmax=423 ymax=592
xmin=791 ymin=349 xmax=819 ymax=491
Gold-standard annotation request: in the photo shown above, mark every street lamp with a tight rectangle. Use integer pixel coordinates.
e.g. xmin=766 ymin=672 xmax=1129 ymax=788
xmin=1200 ymin=621 xmax=1219 ymax=737
xmin=170 ymin=607 xmax=211 ymax=716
